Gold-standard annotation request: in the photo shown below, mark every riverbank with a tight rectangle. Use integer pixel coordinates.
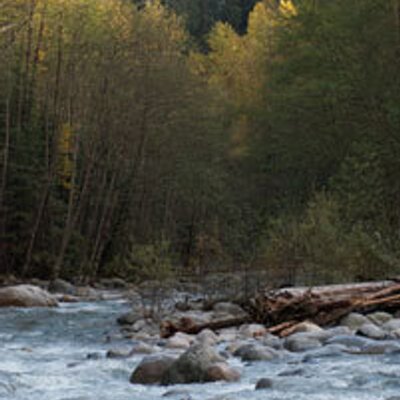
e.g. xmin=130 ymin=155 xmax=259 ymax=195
xmin=2 ymin=278 xmax=400 ymax=399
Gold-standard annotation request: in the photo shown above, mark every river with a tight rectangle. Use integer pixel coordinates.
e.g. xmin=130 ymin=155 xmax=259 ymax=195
xmin=1 ymin=298 xmax=399 ymax=400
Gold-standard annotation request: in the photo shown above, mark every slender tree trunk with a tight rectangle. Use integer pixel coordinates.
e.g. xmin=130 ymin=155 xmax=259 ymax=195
xmin=89 ymin=171 xmax=117 ymax=277
xmin=0 ymin=98 xmax=10 ymax=272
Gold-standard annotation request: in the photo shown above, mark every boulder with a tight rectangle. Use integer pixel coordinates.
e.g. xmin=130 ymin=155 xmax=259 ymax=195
xmin=48 ymin=279 xmax=76 ymax=295
xmin=100 ymin=278 xmax=128 ymax=289
xmin=326 ymin=334 xmax=373 ymax=349
xmin=106 ymin=348 xmax=131 ymax=359
xmin=166 ymin=333 xmax=193 ymax=350
xmin=130 ymin=355 xmax=176 ymax=385
xmin=161 ymin=343 xmax=229 ymax=385
xmin=289 ymin=321 xmax=324 ymax=335
xmin=233 ymin=344 xmax=279 ymax=362
xmin=129 ymin=342 xmax=155 ymax=355
xmin=255 ymin=378 xmax=273 ymax=390
xmin=197 ymin=329 xmax=219 ymax=346
xmin=284 ymin=333 xmax=322 ymax=352
xmin=367 ymin=311 xmax=393 ymax=326
xmin=75 ymin=286 xmax=99 ymax=299
xmin=238 ymin=324 xmax=267 ymax=338
xmin=340 ymin=313 xmax=369 ymax=331
xmin=348 ymin=341 xmax=400 ymax=355
xmin=357 ymin=323 xmax=387 ymax=340
xmin=117 ymin=310 xmax=143 ymax=326
xmin=261 ymin=334 xmax=283 ymax=350
xmin=382 ymin=318 xmax=400 ymax=333
xmin=205 ymin=363 xmax=240 ymax=382
xmin=302 ymin=344 xmax=347 ymax=362
xmin=0 ymin=285 xmax=58 ymax=307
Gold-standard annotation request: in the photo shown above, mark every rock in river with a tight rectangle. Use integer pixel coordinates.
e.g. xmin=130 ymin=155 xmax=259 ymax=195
xmin=161 ymin=343 xmax=239 ymax=385
xmin=130 ymin=355 xmax=177 ymax=385
xmin=0 ymin=285 xmax=58 ymax=307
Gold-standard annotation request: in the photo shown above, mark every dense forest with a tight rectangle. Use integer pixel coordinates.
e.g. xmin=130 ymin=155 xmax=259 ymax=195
xmin=0 ymin=0 xmax=399 ymax=285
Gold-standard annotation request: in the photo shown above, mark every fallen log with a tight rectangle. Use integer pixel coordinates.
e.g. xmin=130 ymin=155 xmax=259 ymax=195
xmin=160 ymin=315 xmax=251 ymax=338
xmin=252 ymin=280 xmax=400 ymax=336
xmin=159 ymin=280 xmax=400 ymax=338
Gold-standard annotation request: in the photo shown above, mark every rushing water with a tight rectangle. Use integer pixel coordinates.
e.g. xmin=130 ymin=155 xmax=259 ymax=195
xmin=1 ymin=299 xmax=400 ymax=400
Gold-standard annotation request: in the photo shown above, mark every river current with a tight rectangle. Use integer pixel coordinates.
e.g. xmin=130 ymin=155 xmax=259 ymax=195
xmin=1 ymin=299 xmax=400 ymax=400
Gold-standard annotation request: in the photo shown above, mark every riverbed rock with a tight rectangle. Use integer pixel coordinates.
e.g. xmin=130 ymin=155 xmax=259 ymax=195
xmin=129 ymin=342 xmax=155 ymax=355
xmin=382 ymin=318 xmax=400 ymax=333
xmin=100 ymin=278 xmax=128 ymax=289
xmin=326 ymin=334 xmax=373 ymax=348
xmin=255 ymin=378 xmax=273 ymax=390
xmin=117 ymin=310 xmax=143 ymax=326
xmin=48 ymin=279 xmax=76 ymax=295
xmin=284 ymin=333 xmax=322 ymax=352
xmin=205 ymin=363 xmax=240 ymax=382
xmin=166 ymin=333 xmax=193 ymax=349
xmin=197 ymin=329 xmax=219 ymax=345
xmin=357 ymin=323 xmax=387 ymax=340
xmin=261 ymin=334 xmax=283 ymax=350
xmin=212 ymin=302 xmax=247 ymax=316
xmin=161 ymin=343 xmax=229 ymax=385
xmin=302 ymin=344 xmax=347 ymax=362
xmin=0 ymin=285 xmax=58 ymax=307
xmin=238 ymin=324 xmax=267 ymax=338
xmin=75 ymin=286 xmax=99 ymax=299
xmin=233 ymin=343 xmax=279 ymax=362
xmin=340 ymin=313 xmax=369 ymax=330
xmin=130 ymin=355 xmax=177 ymax=385
xmin=290 ymin=321 xmax=324 ymax=335
xmin=162 ymin=389 xmax=192 ymax=399
xmin=348 ymin=341 xmax=400 ymax=355
xmin=106 ymin=348 xmax=131 ymax=359
xmin=367 ymin=311 xmax=393 ymax=326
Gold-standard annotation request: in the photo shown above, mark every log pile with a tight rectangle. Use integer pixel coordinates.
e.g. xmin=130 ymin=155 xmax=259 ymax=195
xmin=250 ymin=280 xmax=400 ymax=336
xmin=160 ymin=280 xmax=400 ymax=338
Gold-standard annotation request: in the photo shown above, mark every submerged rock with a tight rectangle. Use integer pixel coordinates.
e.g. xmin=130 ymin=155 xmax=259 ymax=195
xmin=0 ymin=285 xmax=58 ymax=307
xmin=255 ymin=377 xmax=274 ymax=390
xmin=162 ymin=389 xmax=192 ymax=399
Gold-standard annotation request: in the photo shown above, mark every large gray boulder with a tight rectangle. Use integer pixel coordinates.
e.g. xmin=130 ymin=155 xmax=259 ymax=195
xmin=0 ymin=285 xmax=58 ymax=307
xmin=367 ymin=311 xmax=393 ymax=326
xmin=130 ymin=355 xmax=176 ymax=385
xmin=161 ymin=343 xmax=239 ymax=385
xmin=357 ymin=323 xmax=387 ymax=340
xmin=340 ymin=313 xmax=369 ymax=331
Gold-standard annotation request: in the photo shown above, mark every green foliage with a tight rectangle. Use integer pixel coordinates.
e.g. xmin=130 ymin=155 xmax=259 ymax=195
xmin=262 ymin=193 xmax=399 ymax=286
xmin=107 ymin=239 xmax=174 ymax=283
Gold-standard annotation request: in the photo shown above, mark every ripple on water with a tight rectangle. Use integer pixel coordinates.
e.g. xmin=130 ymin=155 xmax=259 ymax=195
xmin=1 ymin=300 xmax=400 ymax=400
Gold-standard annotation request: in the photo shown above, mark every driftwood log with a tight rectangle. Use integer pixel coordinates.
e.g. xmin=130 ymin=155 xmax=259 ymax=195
xmin=160 ymin=280 xmax=400 ymax=338
xmin=251 ymin=280 xmax=400 ymax=336
xmin=160 ymin=315 xmax=251 ymax=338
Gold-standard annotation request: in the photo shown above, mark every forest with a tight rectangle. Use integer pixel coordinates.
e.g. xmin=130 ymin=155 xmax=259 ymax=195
xmin=0 ymin=0 xmax=399 ymax=285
